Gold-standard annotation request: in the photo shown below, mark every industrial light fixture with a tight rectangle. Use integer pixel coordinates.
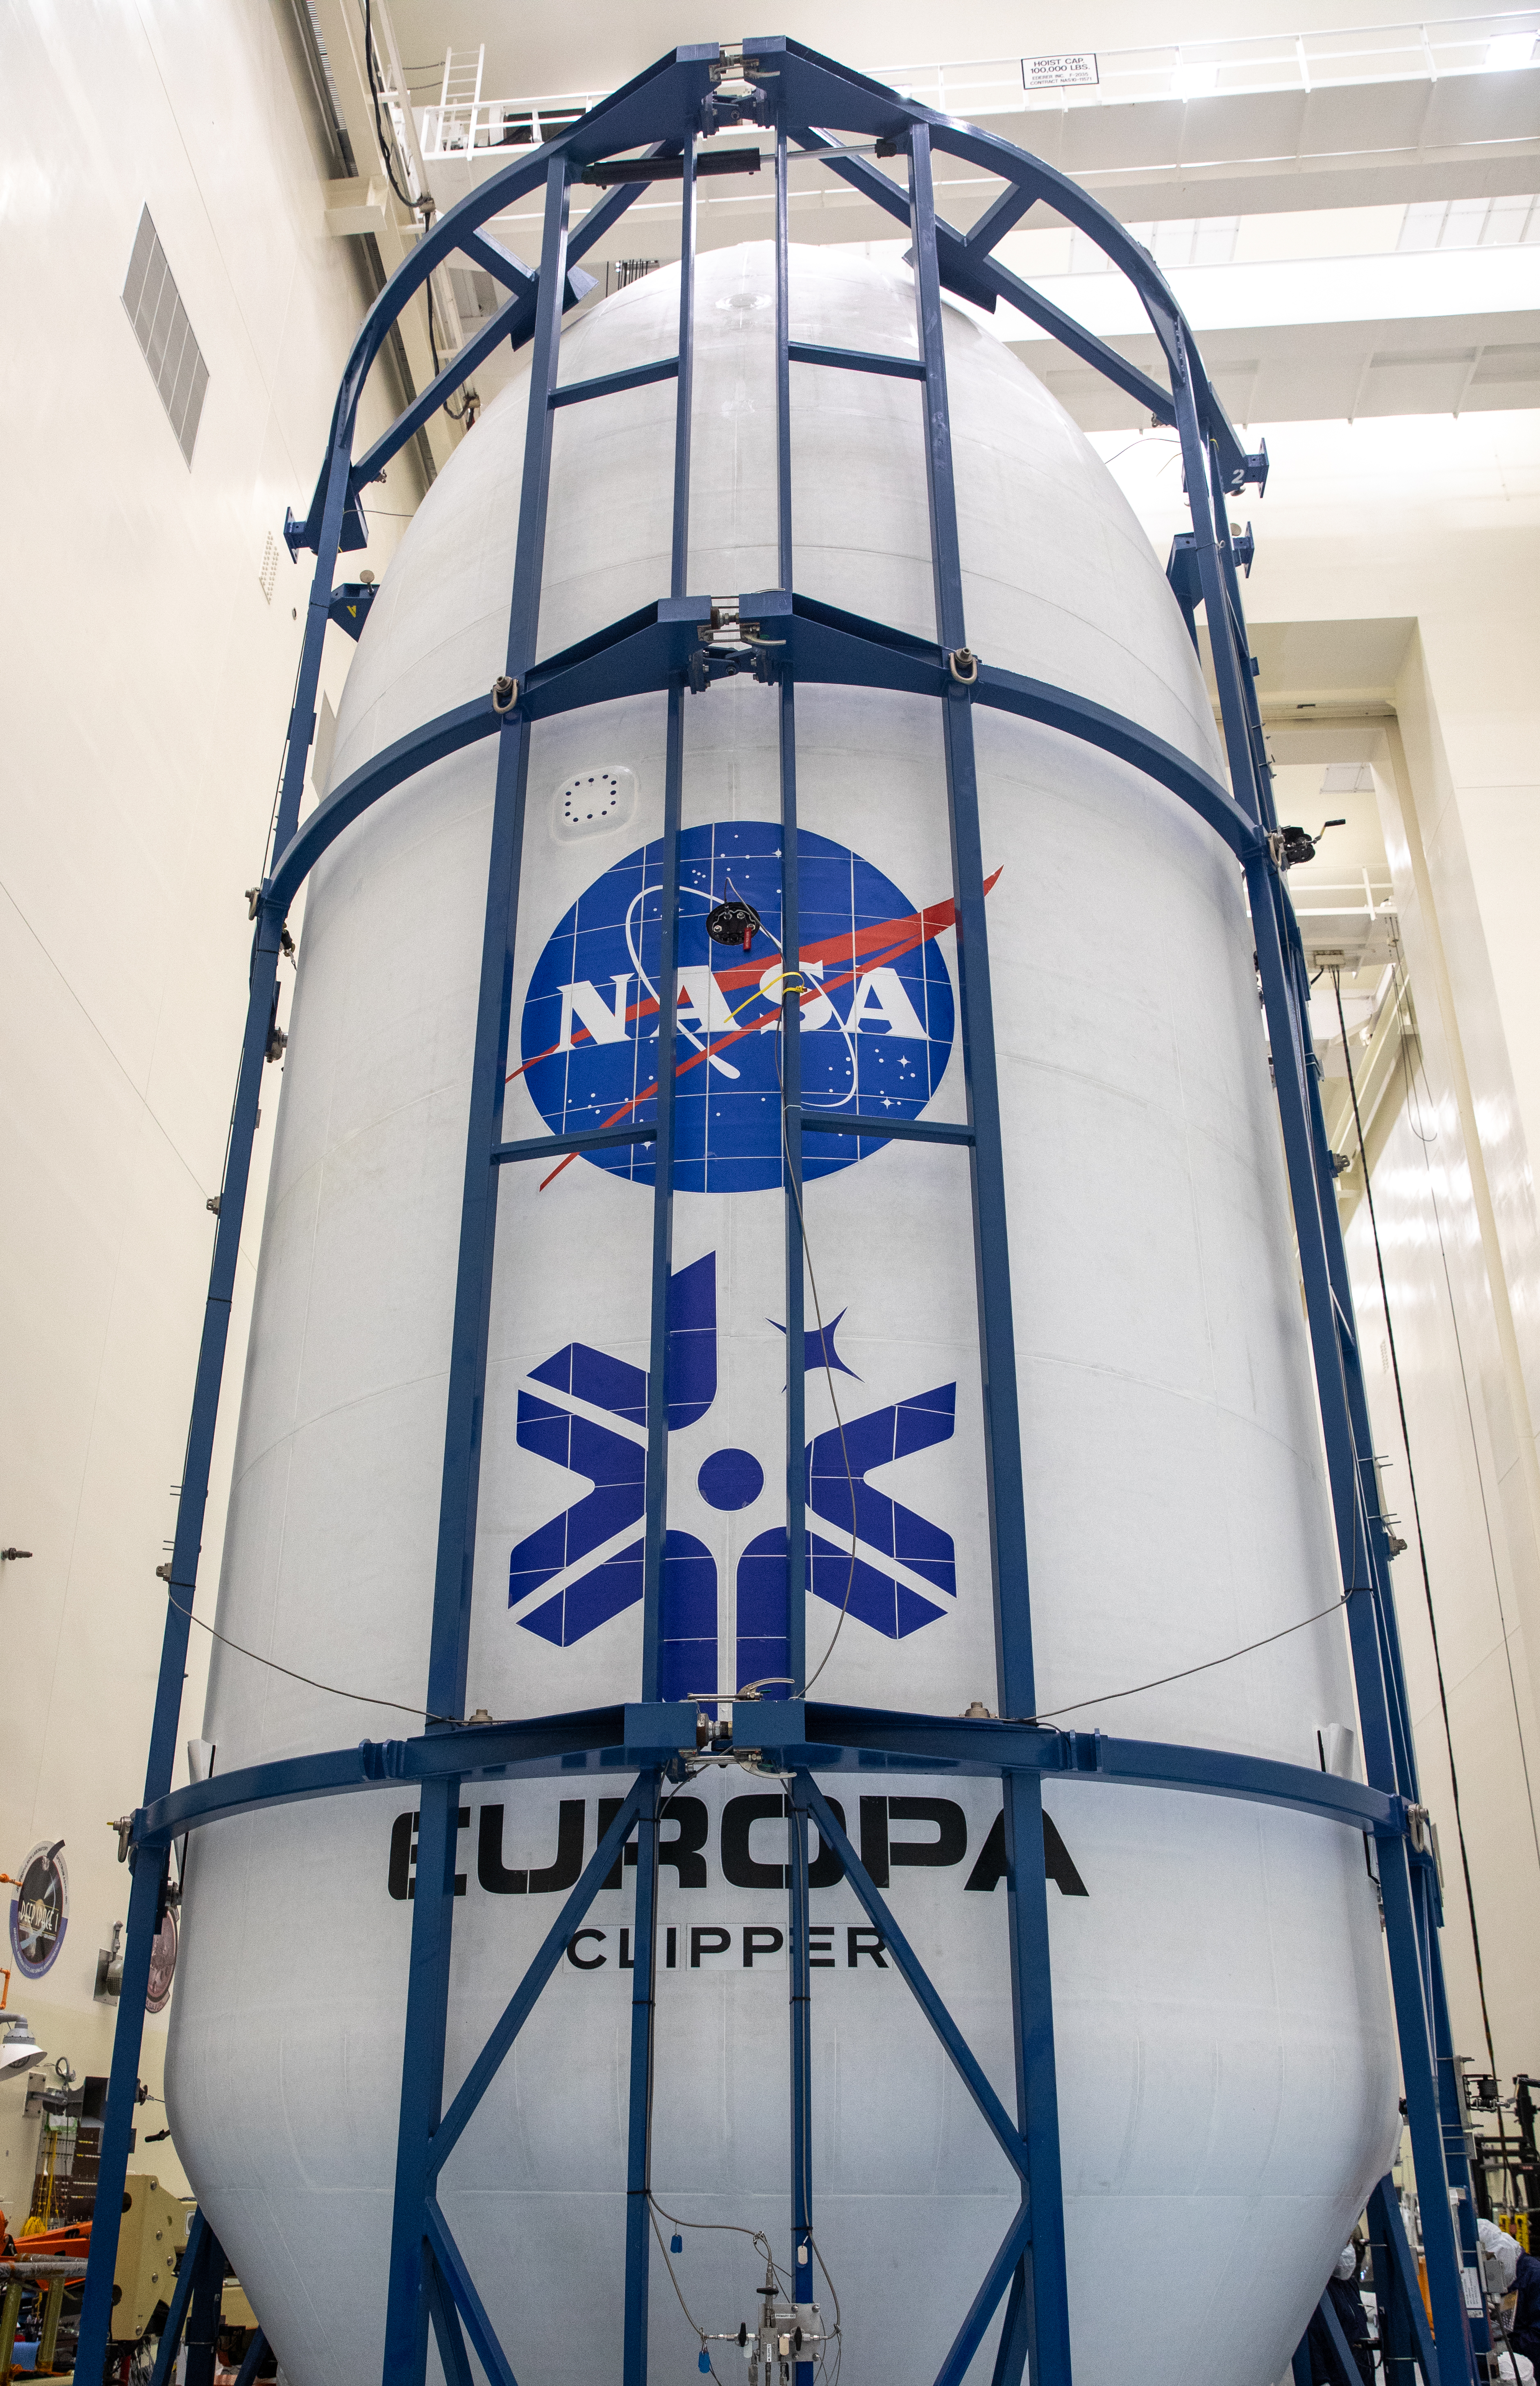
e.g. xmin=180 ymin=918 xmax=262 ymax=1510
xmin=0 ymin=2013 xmax=45 ymax=2078
xmin=1484 ymin=31 xmax=1537 ymax=68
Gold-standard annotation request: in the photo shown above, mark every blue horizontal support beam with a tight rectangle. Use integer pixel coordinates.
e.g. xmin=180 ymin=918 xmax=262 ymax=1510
xmin=787 ymin=339 xmax=927 ymax=381
xmin=263 ymin=587 xmax=1258 ymax=929
xmin=801 ymin=1111 xmax=973 ymax=1145
xmin=136 ymin=1704 xmax=696 ymax=1848
xmin=136 ymin=1699 xmax=1405 ymax=1851
xmin=550 ymin=356 xmax=679 ymax=408
xmin=492 ymin=1125 xmax=657 ymax=1166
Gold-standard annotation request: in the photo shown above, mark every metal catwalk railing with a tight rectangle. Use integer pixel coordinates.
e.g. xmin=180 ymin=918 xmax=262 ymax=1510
xmin=415 ymin=12 xmax=1540 ymax=158
xmin=77 ymin=38 xmax=1488 ymax=2386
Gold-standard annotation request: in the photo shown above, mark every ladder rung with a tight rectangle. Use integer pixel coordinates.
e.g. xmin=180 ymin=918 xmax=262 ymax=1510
xmin=787 ymin=340 xmax=927 ymax=381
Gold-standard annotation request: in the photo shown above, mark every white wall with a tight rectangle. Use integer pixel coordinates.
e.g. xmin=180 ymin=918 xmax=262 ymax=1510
xmin=1100 ymin=411 xmax=1540 ymax=2082
xmin=0 ymin=0 xmax=417 ymax=2226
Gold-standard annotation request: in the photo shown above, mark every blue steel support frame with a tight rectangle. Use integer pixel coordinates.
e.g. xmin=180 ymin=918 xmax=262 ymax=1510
xmin=76 ymin=37 xmax=1479 ymax=2386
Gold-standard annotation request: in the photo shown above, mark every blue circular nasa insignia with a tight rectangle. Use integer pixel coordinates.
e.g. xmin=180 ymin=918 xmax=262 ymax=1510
xmin=518 ymin=823 xmax=955 ymax=1195
xmin=9 ymin=1839 xmax=68 ymax=1981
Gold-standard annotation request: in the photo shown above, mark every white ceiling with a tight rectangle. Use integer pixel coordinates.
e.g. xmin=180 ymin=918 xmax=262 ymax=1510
xmin=386 ymin=0 xmax=1538 ymax=120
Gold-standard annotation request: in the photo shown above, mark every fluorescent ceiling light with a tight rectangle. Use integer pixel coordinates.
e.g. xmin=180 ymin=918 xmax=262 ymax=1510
xmin=1483 ymin=32 xmax=1537 ymax=67
xmin=1171 ymin=61 xmax=1219 ymax=95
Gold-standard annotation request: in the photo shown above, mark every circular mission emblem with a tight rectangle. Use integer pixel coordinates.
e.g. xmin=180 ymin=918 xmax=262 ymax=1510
xmin=518 ymin=821 xmax=957 ymax=1195
xmin=9 ymin=1840 xmax=68 ymax=1981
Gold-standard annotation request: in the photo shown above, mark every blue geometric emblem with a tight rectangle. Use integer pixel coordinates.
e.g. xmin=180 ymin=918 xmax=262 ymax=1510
xmin=509 ymin=1254 xmax=957 ymax=1699
xmin=516 ymin=822 xmax=957 ymax=1195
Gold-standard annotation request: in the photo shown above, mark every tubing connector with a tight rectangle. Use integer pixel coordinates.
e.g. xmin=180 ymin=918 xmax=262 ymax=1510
xmin=491 ymin=675 xmax=519 ymax=714
xmin=948 ymin=646 xmax=979 ymax=684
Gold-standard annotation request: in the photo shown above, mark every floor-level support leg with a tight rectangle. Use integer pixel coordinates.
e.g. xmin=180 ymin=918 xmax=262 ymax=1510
xmin=1002 ymin=1774 xmax=1070 ymax=2386
xmin=623 ymin=1772 xmax=663 ymax=2386
xmin=788 ymin=1774 xmax=814 ymax=2385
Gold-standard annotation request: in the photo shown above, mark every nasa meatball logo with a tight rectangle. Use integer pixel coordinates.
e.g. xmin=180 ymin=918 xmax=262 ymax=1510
xmin=9 ymin=1838 xmax=68 ymax=1981
xmin=517 ymin=822 xmax=967 ymax=1195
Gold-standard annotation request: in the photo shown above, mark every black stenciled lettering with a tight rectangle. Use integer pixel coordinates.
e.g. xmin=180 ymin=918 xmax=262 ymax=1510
xmin=722 ymin=1795 xmax=785 ymax=1888
xmin=567 ymin=1929 xmax=606 ymax=1970
xmin=691 ymin=1925 xmax=732 ymax=1968
xmin=477 ymin=1805 xmax=526 ymax=1895
xmin=808 ymin=1926 xmax=835 ymax=1968
xmin=620 ymin=1928 xmax=634 ymax=1970
xmin=387 ymin=1808 xmax=467 ymax=1900
xmin=743 ymin=1925 xmax=784 ymax=1968
xmin=847 ymin=1927 xmax=887 ymax=1968
xmin=388 ymin=1812 xmax=416 ymax=1901
xmin=598 ymin=1795 xmax=708 ymax=1888
xmin=887 ymin=1796 xmax=966 ymax=1868
xmin=963 ymin=1809 xmax=1088 ymax=1896
xmin=858 ymin=1797 xmax=889 ymax=1887
xmin=529 ymin=1800 xmax=585 ymax=1893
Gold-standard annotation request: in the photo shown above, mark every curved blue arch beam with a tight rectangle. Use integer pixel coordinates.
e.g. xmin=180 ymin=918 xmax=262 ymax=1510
xmin=290 ymin=35 xmax=1261 ymax=557
xmin=263 ymin=593 xmax=1261 ymax=930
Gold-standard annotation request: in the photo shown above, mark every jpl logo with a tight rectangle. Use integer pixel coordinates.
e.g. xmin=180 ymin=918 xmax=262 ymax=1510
xmin=509 ymin=1255 xmax=958 ymax=1699
xmin=517 ymin=821 xmax=966 ymax=1195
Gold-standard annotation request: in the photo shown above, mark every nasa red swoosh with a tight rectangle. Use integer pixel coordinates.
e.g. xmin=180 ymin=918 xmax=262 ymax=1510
xmin=523 ymin=869 xmax=1001 ymax=1190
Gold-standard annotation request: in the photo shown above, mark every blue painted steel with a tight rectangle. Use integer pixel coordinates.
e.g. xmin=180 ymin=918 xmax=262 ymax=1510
xmin=431 ymin=1777 xmax=649 ymax=2176
xmin=550 ymin=354 xmax=679 ymax=407
xmin=425 ymin=2200 xmax=522 ymax=2386
xmin=800 ymin=1112 xmax=974 ymax=1145
xmin=492 ymin=1124 xmax=659 ymax=1165
xmin=786 ymin=338 xmax=928 ymax=379
xmin=802 ymin=1779 xmax=1030 ymax=2181
xmin=232 ymin=2327 xmax=269 ymax=2386
xmin=1367 ymin=2177 xmax=1440 ymax=2384
xmin=89 ymin=38 xmax=1485 ymax=2386
xmin=909 ymin=117 xmax=1070 ymax=2386
xmin=382 ymin=148 xmax=575 ymax=2386
xmin=773 ymin=115 xmax=806 ymax=1718
xmin=426 ymin=2261 xmax=478 ymax=2386
xmin=134 ymin=1707 xmax=1403 ymax=1849
xmin=787 ymin=1778 xmax=814 ymax=2386
xmin=935 ymin=2203 xmax=1037 ymax=2386
xmin=143 ymin=2210 xmax=209 ymax=2386
xmin=623 ymin=1771 xmax=664 ymax=2386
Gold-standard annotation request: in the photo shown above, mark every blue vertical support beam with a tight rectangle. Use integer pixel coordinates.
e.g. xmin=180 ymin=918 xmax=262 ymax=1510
xmin=787 ymin=1776 xmax=814 ymax=2384
xmin=774 ymin=114 xmax=807 ymax=1704
xmin=907 ymin=122 xmax=1070 ymax=2386
xmin=1425 ymin=1859 xmax=1489 ymax=2363
xmin=622 ymin=130 xmax=697 ymax=2386
xmin=76 ymin=733 xmax=311 ymax=2376
xmin=776 ymin=121 xmax=814 ymax=2386
xmin=1203 ymin=441 xmax=1276 ymax=834
xmin=381 ymin=151 xmax=573 ymax=2386
xmin=1165 ymin=318 xmax=1262 ymax=829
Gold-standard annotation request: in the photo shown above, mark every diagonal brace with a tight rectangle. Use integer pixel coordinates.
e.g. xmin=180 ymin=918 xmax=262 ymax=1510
xmin=425 ymin=2199 xmax=521 ymax=2386
xmin=802 ymin=1777 xmax=1030 ymax=2183
xmin=430 ymin=1774 xmax=649 ymax=2176
xmin=934 ymin=2200 xmax=1036 ymax=2386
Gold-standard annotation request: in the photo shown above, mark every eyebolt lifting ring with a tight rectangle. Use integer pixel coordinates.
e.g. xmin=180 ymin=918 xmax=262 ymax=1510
xmin=949 ymin=646 xmax=979 ymax=684
xmin=491 ymin=675 xmax=519 ymax=714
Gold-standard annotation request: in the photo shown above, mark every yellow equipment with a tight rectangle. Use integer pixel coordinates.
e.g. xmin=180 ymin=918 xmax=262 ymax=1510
xmin=111 ymin=2174 xmax=189 ymax=2342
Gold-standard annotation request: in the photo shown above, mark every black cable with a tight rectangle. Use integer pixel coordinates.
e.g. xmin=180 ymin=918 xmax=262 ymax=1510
xmin=164 ymin=1588 xmax=461 ymax=1725
xmin=1332 ymin=966 xmax=1509 ymax=2145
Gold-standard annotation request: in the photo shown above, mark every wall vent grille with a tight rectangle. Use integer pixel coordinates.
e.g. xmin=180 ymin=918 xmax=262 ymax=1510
xmin=259 ymin=533 xmax=281 ymax=604
xmin=122 ymin=206 xmax=209 ymax=468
